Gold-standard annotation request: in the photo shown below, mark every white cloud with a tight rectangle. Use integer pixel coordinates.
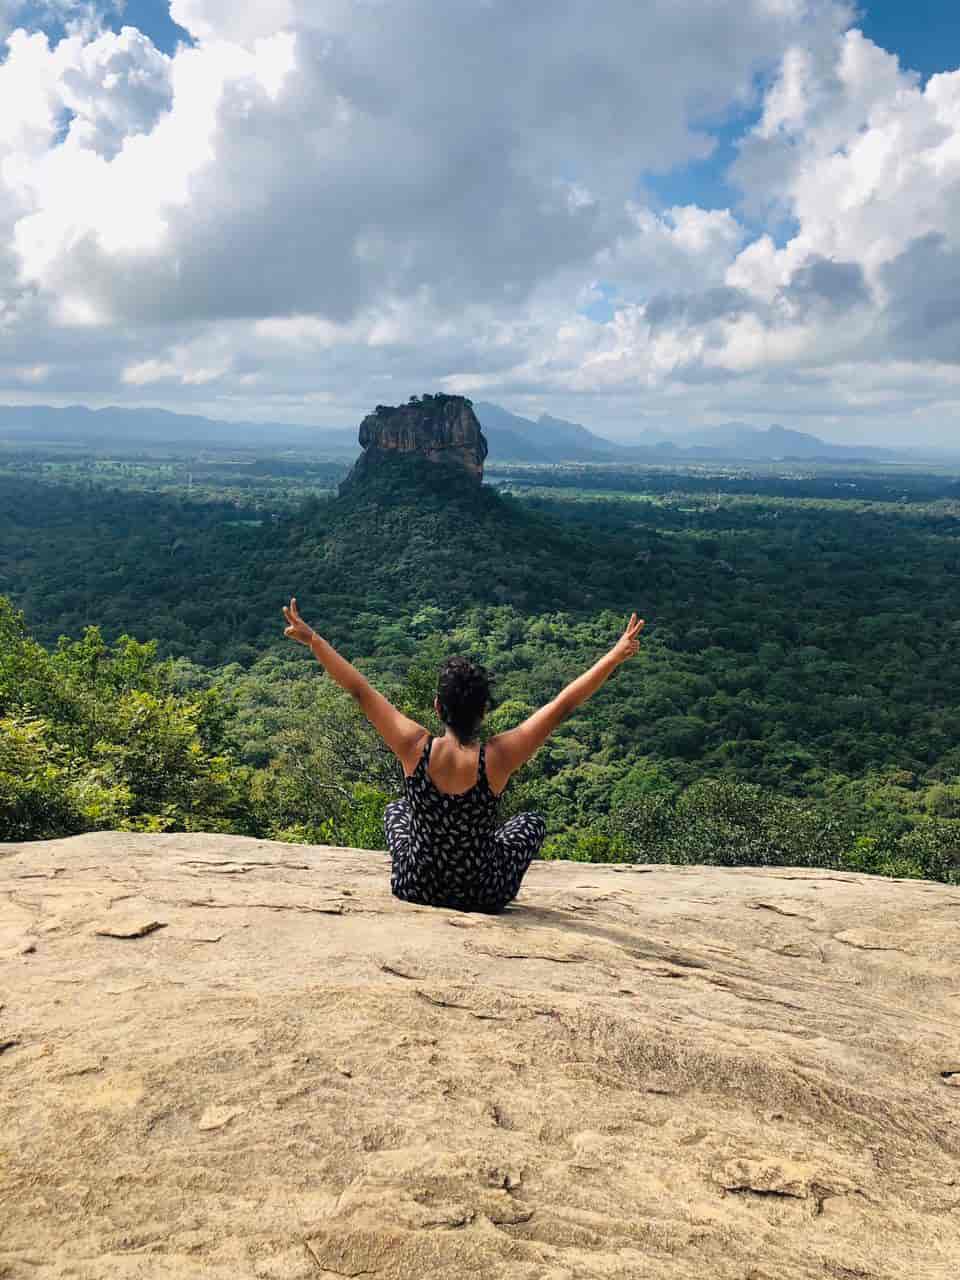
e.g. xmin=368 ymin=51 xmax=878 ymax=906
xmin=595 ymin=204 xmax=747 ymax=300
xmin=1 ymin=1 xmax=960 ymax=446
xmin=122 ymin=354 xmax=228 ymax=386
xmin=1 ymin=0 xmax=843 ymax=322
xmin=718 ymin=31 xmax=960 ymax=375
xmin=169 ymin=0 xmax=294 ymax=46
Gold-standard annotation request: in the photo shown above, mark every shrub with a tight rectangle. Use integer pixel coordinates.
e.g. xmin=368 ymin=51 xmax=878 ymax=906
xmin=0 ymin=715 xmax=130 ymax=840
xmin=0 ymin=605 xmax=253 ymax=840
xmin=541 ymin=825 xmax=629 ymax=863
xmin=612 ymin=779 xmax=851 ymax=871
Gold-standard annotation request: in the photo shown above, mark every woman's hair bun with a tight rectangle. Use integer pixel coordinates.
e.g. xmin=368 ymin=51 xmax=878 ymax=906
xmin=436 ymin=656 xmax=493 ymax=744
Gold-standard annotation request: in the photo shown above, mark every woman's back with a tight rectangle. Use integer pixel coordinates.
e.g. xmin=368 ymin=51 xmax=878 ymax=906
xmin=413 ymin=732 xmax=510 ymax=797
xmin=388 ymin=732 xmax=546 ymax=911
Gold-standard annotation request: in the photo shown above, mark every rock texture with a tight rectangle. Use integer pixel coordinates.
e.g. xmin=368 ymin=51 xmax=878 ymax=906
xmin=342 ymin=395 xmax=488 ymax=489
xmin=2 ymin=832 xmax=959 ymax=1279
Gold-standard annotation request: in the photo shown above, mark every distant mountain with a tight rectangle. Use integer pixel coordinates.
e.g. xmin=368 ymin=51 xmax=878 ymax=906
xmin=473 ymin=402 xmax=623 ymax=461
xmin=0 ymin=399 xmax=624 ymax=462
xmin=473 ymin=405 xmax=913 ymax=464
xmin=665 ymin=423 xmax=904 ymax=462
xmin=536 ymin=412 xmax=623 ymax=456
xmin=1 ymin=400 xmax=953 ymax=466
xmin=0 ymin=404 xmax=358 ymax=454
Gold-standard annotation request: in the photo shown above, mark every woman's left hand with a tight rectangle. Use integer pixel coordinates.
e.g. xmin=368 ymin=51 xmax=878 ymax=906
xmin=282 ymin=597 xmax=315 ymax=646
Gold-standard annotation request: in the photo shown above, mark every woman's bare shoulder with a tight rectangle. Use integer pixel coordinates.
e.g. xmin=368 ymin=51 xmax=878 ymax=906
xmin=484 ymin=733 xmax=513 ymax=796
xmin=400 ymin=728 xmax=431 ymax=778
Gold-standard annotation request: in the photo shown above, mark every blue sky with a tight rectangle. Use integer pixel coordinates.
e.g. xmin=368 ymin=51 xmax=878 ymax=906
xmin=19 ymin=1 xmax=192 ymax=53
xmin=107 ymin=1 xmax=192 ymax=52
xmin=859 ymin=0 xmax=960 ymax=80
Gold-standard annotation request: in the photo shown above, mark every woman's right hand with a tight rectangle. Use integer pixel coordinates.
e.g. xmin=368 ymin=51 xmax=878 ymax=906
xmin=612 ymin=612 xmax=644 ymax=663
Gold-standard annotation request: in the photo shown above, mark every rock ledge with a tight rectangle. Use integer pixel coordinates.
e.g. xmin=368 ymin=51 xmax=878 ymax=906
xmin=1 ymin=832 xmax=959 ymax=1279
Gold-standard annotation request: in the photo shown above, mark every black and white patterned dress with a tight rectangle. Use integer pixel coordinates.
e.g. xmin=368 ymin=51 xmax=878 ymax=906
xmin=385 ymin=735 xmax=546 ymax=913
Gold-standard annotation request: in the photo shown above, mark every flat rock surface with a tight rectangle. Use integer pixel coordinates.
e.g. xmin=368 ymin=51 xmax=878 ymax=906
xmin=1 ymin=832 xmax=959 ymax=1279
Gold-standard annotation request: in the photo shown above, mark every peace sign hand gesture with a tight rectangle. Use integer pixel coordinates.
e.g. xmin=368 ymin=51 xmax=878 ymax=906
xmin=612 ymin=612 xmax=644 ymax=663
xmin=282 ymin=597 xmax=315 ymax=646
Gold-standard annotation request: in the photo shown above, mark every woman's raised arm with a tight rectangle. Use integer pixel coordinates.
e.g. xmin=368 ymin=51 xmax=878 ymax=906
xmin=489 ymin=613 xmax=644 ymax=782
xmin=282 ymin=598 xmax=427 ymax=767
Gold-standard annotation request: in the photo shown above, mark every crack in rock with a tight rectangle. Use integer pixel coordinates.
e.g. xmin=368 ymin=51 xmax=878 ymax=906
xmin=702 ymin=979 xmax=807 ymax=1013
xmin=157 ymin=898 xmax=344 ymax=915
xmin=465 ymin=941 xmax=587 ymax=964
xmin=629 ymin=949 xmax=711 ymax=972
xmin=415 ymin=989 xmax=506 ymax=1020
xmin=770 ymin=874 xmax=864 ymax=883
xmin=712 ymin=1157 xmax=848 ymax=1205
xmin=181 ymin=858 xmax=311 ymax=870
xmin=833 ymin=931 xmax=904 ymax=952
xmin=378 ymin=963 xmax=420 ymax=980
xmin=5 ymin=892 xmax=44 ymax=915
xmin=303 ymin=1240 xmax=382 ymax=1277
xmin=747 ymin=902 xmax=815 ymax=920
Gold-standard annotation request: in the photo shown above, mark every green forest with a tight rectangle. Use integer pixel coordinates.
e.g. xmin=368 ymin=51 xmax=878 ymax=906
xmin=3 ymin=446 xmax=960 ymax=884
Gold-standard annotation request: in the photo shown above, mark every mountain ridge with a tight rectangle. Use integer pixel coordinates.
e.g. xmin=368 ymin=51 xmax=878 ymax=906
xmin=0 ymin=402 xmax=358 ymax=453
xmin=1 ymin=400 xmax=955 ymax=464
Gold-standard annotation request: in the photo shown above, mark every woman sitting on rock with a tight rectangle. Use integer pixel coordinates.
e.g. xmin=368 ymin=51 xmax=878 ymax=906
xmin=282 ymin=598 xmax=644 ymax=912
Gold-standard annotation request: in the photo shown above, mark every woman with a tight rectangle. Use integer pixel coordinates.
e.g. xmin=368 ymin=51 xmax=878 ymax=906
xmin=282 ymin=598 xmax=644 ymax=912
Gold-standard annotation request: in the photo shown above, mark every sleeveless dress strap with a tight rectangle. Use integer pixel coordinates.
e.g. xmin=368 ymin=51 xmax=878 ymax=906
xmin=478 ymin=744 xmax=487 ymax=786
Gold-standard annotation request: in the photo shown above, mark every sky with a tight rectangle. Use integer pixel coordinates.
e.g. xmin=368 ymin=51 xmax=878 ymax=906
xmin=1 ymin=3 xmax=960 ymax=445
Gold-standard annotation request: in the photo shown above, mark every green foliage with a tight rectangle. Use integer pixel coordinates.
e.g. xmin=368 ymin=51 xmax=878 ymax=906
xmin=6 ymin=449 xmax=960 ymax=886
xmin=265 ymin=782 xmax=390 ymax=850
xmin=840 ymin=836 xmax=925 ymax=880
xmin=541 ymin=822 xmax=627 ymax=863
xmin=243 ymin=673 xmax=401 ymax=848
xmin=0 ymin=603 xmax=251 ymax=839
xmin=0 ymin=713 xmax=137 ymax=840
xmin=611 ymin=778 xmax=846 ymax=869
xmin=605 ymin=777 xmax=960 ymax=882
xmin=336 ymin=782 xmax=392 ymax=850
xmin=609 ymin=759 xmax=677 ymax=809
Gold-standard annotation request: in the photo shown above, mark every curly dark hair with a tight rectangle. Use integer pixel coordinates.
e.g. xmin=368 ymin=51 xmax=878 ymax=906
xmin=436 ymin=656 xmax=493 ymax=745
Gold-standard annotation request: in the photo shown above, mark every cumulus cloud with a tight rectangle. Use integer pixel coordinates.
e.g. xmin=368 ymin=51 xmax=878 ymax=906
xmin=6 ymin=0 xmax=839 ymax=327
xmin=880 ymin=234 xmax=960 ymax=362
xmin=1 ymin=0 xmax=960 ymax=445
xmin=706 ymin=31 xmax=960 ymax=386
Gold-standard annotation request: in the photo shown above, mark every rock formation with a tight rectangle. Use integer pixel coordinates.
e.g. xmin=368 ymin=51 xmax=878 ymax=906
xmin=341 ymin=394 xmax=488 ymax=490
xmin=2 ymin=832 xmax=960 ymax=1278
